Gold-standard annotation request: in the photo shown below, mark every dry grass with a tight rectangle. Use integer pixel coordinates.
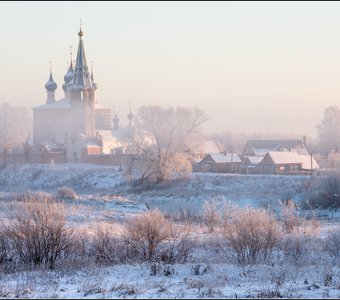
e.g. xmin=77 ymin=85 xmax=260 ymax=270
xmin=222 ymin=207 xmax=281 ymax=265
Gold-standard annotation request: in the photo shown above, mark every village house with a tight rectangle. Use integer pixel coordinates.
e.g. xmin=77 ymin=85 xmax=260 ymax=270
xmin=258 ymin=151 xmax=319 ymax=174
xmin=198 ymin=152 xmax=242 ymax=173
xmin=239 ymin=155 xmax=264 ymax=174
xmin=242 ymin=139 xmax=309 ymax=156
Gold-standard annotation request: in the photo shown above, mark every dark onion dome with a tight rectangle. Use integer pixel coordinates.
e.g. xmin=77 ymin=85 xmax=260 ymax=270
xmin=64 ymin=62 xmax=74 ymax=84
xmin=45 ymin=72 xmax=57 ymax=92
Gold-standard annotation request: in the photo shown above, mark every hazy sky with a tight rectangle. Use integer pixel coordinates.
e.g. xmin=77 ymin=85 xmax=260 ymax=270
xmin=1 ymin=1 xmax=340 ymax=137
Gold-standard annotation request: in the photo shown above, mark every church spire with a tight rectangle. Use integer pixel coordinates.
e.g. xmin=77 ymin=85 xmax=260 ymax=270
xmin=72 ymin=22 xmax=91 ymax=91
xmin=90 ymin=61 xmax=98 ymax=90
xmin=127 ymin=102 xmax=133 ymax=126
xmin=63 ymin=46 xmax=74 ymax=89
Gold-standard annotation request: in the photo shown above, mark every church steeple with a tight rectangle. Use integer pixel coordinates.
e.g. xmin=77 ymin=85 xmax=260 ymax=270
xmin=63 ymin=47 xmax=74 ymax=96
xmin=45 ymin=62 xmax=57 ymax=104
xmin=90 ymin=61 xmax=98 ymax=91
xmin=71 ymin=22 xmax=92 ymax=91
xmin=127 ymin=102 xmax=133 ymax=127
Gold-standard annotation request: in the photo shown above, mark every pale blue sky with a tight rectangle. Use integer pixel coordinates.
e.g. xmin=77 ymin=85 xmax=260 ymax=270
xmin=1 ymin=1 xmax=340 ymax=137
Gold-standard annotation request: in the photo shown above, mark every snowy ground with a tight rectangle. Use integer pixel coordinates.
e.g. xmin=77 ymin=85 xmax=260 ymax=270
xmin=0 ymin=163 xmax=339 ymax=298
xmin=0 ymin=262 xmax=339 ymax=299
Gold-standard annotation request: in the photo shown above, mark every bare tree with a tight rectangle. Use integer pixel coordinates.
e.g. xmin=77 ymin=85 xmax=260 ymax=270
xmin=317 ymin=105 xmax=340 ymax=154
xmin=123 ymin=105 xmax=208 ymax=186
xmin=0 ymin=103 xmax=31 ymax=167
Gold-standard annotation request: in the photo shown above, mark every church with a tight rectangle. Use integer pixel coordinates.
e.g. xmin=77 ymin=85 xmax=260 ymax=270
xmin=32 ymin=26 xmax=133 ymax=162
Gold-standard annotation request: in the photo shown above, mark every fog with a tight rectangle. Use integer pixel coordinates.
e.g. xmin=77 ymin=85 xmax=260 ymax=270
xmin=1 ymin=2 xmax=340 ymax=138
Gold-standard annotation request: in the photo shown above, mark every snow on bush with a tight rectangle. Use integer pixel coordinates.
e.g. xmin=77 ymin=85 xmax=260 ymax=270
xmin=57 ymin=186 xmax=78 ymax=199
xmin=3 ymin=194 xmax=72 ymax=269
xmin=121 ymin=209 xmax=192 ymax=263
xmin=222 ymin=207 xmax=281 ymax=265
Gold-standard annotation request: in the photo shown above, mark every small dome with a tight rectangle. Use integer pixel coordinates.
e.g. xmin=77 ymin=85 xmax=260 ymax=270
xmin=45 ymin=73 xmax=57 ymax=92
xmin=64 ymin=66 xmax=74 ymax=84
xmin=91 ymin=70 xmax=98 ymax=90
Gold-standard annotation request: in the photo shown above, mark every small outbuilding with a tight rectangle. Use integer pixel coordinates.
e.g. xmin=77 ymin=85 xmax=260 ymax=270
xmin=198 ymin=152 xmax=242 ymax=173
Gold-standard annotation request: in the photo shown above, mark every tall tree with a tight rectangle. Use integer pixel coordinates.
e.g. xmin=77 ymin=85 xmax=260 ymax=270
xmin=123 ymin=105 xmax=208 ymax=186
xmin=0 ymin=103 xmax=31 ymax=167
xmin=317 ymin=105 xmax=340 ymax=154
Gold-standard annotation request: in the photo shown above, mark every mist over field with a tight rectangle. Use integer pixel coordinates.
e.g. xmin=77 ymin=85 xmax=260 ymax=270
xmin=1 ymin=2 xmax=340 ymax=299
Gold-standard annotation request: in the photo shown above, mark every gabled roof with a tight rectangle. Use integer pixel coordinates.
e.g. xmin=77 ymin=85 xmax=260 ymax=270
xmin=266 ymin=151 xmax=302 ymax=164
xmin=204 ymin=153 xmax=242 ymax=163
xmin=33 ymin=99 xmax=110 ymax=110
xmin=247 ymin=140 xmax=303 ymax=149
xmin=201 ymin=140 xmax=222 ymax=154
xmin=244 ymin=155 xmax=264 ymax=165
xmin=33 ymin=98 xmax=71 ymax=110
xmin=264 ymin=151 xmax=319 ymax=170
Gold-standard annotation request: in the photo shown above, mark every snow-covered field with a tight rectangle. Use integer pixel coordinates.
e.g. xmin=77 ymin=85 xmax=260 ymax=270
xmin=0 ymin=163 xmax=339 ymax=299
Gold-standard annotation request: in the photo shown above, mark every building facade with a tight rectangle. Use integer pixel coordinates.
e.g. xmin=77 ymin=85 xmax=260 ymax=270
xmin=33 ymin=26 xmax=113 ymax=160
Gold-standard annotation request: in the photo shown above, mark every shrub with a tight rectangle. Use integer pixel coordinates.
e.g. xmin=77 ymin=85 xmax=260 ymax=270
xmin=57 ymin=187 xmax=78 ymax=200
xmin=90 ymin=224 xmax=126 ymax=265
xmin=158 ymin=223 xmax=192 ymax=264
xmin=14 ymin=190 xmax=55 ymax=202
xmin=4 ymin=195 xmax=72 ymax=269
xmin=202 ymin=199 xmax=220 ymax=233
xmin=122 ymin=210 xmax=172 ymax=261
xmin=0 ymin=226 xmax=10 ymax=265
xmin=279 ymin=199 xmax=301 ymax=233
xmin=324 ymin=230 xmax=340 ymax=260
xmin=222 ymin=207 xmax=281 ymax=265
xmin=121 ymin=209 xmax=192 ymax=263
xmin=303 ymin=171 xmax=340 ymax=209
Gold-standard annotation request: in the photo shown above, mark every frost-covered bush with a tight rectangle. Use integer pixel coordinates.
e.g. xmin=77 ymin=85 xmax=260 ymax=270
xmin=122 ymin=209 xmax=192 ymax=263
xmin=202 ymin=199 xmax=220 ymax=233
xmin=90 ymin=224 xmax=127 ymax=265
xmin=222 ymin=207 xmax=281 ymax=265
xmin=280 ymin=199 xmax=301 ymax=233
xmin=14 ymin=190 xmax=55 ymax=202
xmin=4 ymin=195 xmax=72 ymax=269
xmin=303 ymin=171 xmax=340 ymax=209
xmin=0 ymin=226 xmax=10 ymax=266
xmin=324 ymin=230 xmax=340 ymax=260
xmin=57 ymin=186 xmax=78 ymax=200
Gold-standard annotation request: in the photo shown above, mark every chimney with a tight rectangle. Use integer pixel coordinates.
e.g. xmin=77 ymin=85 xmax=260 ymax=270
xmin=302 ymin=135 xmax=307 ymax=147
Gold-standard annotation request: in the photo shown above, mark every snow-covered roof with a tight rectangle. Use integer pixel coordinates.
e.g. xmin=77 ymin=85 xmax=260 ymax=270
xmin=245 ymin=156 xmax=264 ymax=165
xmin=253 ymin=148 xmax=276 ymax=156
xmin=266 ymin=151 xmax=319 ymax=170
xmin=201 ymin=140 xmax=221 ymax=154
xmin=208 ymin=153 xmax=242 ymax=163
xmin=298 ymin=154 xmax=320 ymax=170
xmin=33 ymin=98 xmax=110 ymax=111
xmin=291 ymin=147 xmax=310 ymax=156
xmin=40 ymin=141 xmax=63 ymax=150
xmin=33 ymin=98 xmax=71 ymax=110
